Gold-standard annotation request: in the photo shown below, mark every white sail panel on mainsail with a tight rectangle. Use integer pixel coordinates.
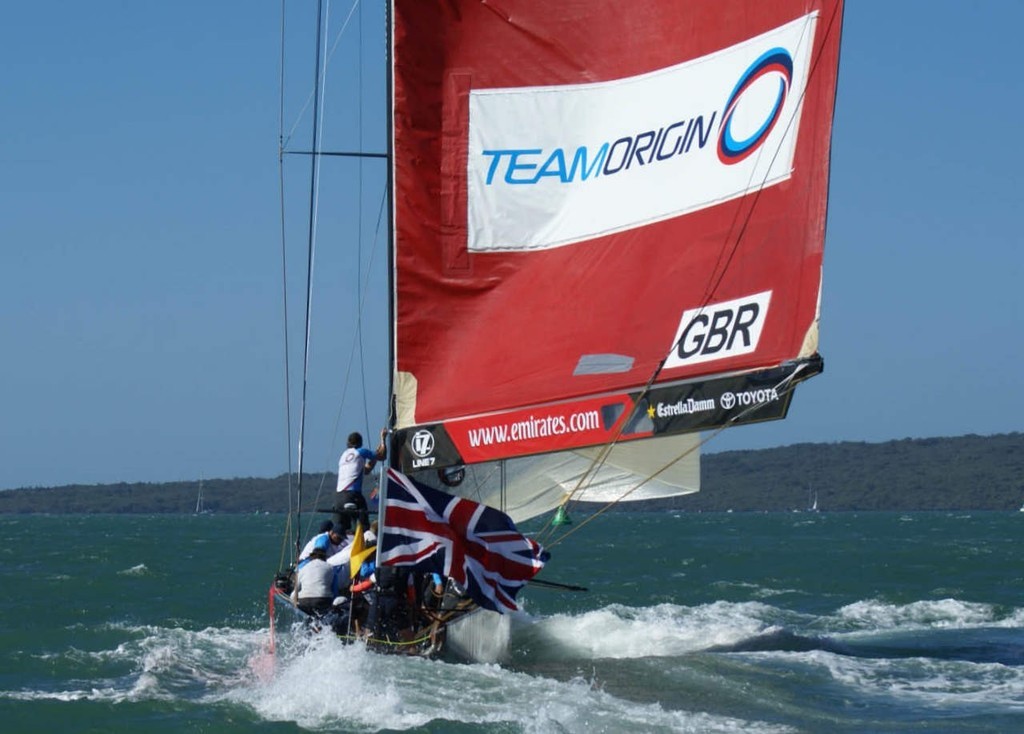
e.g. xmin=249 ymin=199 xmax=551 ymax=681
xmin=466 ymin=16 xmax=816 ymax=254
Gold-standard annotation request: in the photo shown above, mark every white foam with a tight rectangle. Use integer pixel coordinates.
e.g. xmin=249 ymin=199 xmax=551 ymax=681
xmin=227 ymin=631 xmax=794 ymax=733
xmin=834 ymin=598 xmax=1024 ymax=631
xmin=117 ymin=563 xmax=149 ymax=576
xmin=521 ymin=601 xmax=788 ymax=659
xmin=794 ymin=649 xmax=1024 ymax=711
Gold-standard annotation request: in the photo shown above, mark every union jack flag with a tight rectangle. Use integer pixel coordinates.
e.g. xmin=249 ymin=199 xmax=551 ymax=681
xmin=379 ymin=468 xmax=549 ymax=613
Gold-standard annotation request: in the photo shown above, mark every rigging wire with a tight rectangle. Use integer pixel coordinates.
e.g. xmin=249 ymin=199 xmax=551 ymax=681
xmin=276 ymin=0 xmax=296 ymax=567
xmin=697 ymin=8 xmax=838 ymax=313
xmin=280 ymin=0 xmax=388 ymax=527
xmin=278 ymin=0 xmax=362 ymax=562
xmin=357 ymin=0 xmax=371 ymax=438
xmin=281 ymin=0 xmax=362 ymax=152
xmin=539 ymin=362 xmax=811 ymax=549
xmin=294 ymin=0 xmax=330 ymax=556
xmin=309 ymin=184 xmax=390 ymax=519
xmin=542 ymin=4 xmax=844 ymax=542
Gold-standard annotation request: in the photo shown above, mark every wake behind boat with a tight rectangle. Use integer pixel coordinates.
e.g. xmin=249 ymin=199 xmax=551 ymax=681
xmin=268 ymin=0 xmax=843 ymax=664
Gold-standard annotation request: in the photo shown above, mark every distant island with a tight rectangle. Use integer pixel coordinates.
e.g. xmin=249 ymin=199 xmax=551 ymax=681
xmin=0 ymin=432 xmax=1021 ymax=514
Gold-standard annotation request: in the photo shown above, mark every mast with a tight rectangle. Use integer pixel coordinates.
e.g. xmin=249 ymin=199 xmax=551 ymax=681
xmin=379 ymin=0 xmax=397 ymax=545
xmin=385 ymin=0 xmax=396 ymax=453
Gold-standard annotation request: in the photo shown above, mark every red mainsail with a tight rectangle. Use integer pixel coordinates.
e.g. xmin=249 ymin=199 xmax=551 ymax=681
xmin=390 ymin=0 xmax=843 ymax=469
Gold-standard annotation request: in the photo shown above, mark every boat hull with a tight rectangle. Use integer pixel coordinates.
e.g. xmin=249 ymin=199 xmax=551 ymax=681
xmin=268 ymin=584 xmax=480 ymax=659
xmin=444 ymin=608 xmax=510 ymax=663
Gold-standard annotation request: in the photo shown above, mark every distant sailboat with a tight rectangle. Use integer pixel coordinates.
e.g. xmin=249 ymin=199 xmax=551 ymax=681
xmin=194 ymin=476 xmax=207 ymax=515
xmin=809 ymin=488 xmax=819 ymax=513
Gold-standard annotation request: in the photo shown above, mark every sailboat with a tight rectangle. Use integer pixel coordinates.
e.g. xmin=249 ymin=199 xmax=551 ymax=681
xmin=806 ymin=483 xmax=823 ymax=511
xmin=194 ymin=475 xmax=207 ymax=515
xmin=269 ymin=0 xmax=844 ymax=663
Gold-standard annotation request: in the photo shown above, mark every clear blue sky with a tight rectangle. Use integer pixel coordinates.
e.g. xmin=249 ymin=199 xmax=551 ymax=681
xmin=2 ymin=2 xmax=1021 ymax=490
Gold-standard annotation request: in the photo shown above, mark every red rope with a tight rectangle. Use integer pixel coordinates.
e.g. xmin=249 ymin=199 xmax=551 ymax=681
xmin=267 ymin=584 xmax=278 ymax=655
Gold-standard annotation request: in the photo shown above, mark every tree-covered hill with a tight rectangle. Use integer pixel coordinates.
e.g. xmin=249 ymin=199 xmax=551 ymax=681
xmin=679 ymin=432 xmax=1024 ymax=512
xmin=1 ymin=433 xmax=1021 ymax=514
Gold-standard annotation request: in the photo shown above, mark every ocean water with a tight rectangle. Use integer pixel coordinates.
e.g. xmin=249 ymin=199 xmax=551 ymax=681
xmin=1 ymin=511 xmax=1022 ymax=733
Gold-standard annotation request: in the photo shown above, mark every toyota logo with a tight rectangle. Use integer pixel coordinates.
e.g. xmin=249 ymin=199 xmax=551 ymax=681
xmin=720 ymin=391 xmax=736 ymax=410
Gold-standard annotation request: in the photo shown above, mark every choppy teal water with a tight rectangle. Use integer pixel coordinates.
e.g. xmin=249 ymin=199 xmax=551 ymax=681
xmin=1 ymin=511 xmax=1022 ymax=733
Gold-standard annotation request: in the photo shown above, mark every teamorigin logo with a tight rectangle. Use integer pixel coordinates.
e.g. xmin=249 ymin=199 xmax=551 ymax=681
xmin=467 ymin=13 xmax=817 ymax=253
